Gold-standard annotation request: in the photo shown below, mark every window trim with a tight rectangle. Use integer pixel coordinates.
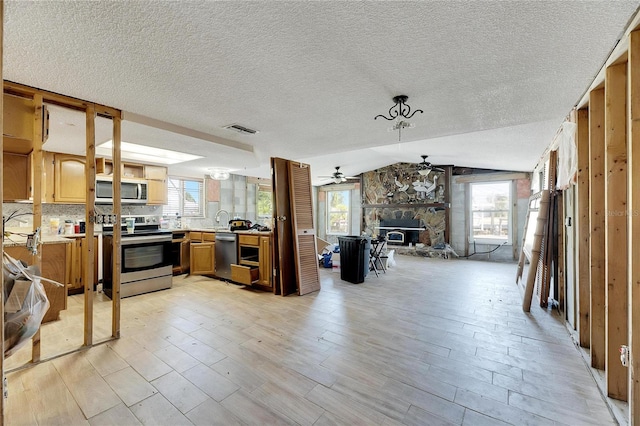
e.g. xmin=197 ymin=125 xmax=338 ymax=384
xmin=325 ymin=189 xmax=351 ymax=236
xmin=256 ymin=183 xmax=273 ymax=222
xmin=165 ymin=176 xmax=205 ymax=218
xmin=469 ymin=180 xmax=513 ymax=245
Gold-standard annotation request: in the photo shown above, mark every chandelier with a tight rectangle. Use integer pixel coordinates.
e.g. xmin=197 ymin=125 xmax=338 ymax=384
xmin=374 ymin=95 xmax=423 ymax=141
xmin=208 ymin=168 xmax=230 ymax=180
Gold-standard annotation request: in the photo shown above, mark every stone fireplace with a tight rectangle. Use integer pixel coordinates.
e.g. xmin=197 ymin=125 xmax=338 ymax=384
xmin=361 ymin=162 xmax=449 ymax=248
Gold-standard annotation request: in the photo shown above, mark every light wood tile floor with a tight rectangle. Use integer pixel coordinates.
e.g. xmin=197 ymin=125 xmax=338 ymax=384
xmin=6 ymin=256 xmax=616 ymax=425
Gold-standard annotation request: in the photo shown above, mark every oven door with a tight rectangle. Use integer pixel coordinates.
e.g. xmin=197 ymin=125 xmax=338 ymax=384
xmin=121 ymin=236 xmax=172 ymax=276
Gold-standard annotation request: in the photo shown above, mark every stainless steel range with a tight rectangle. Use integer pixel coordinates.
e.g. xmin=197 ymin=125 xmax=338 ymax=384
xmin=102 ymin=216 xmax=173 ymax=299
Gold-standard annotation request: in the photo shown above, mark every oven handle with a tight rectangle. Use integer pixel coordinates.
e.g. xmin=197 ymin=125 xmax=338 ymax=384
xmin=121 ymin=236 xmax=172 ymax=245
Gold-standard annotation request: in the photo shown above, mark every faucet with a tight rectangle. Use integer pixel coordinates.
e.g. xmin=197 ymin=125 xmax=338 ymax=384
xmin=214 ymin=209 xmax=230 ymax=229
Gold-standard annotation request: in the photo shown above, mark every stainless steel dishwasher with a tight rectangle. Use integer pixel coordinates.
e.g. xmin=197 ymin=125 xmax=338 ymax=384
xmin=214 ymin=232 xmax=237 ymax=280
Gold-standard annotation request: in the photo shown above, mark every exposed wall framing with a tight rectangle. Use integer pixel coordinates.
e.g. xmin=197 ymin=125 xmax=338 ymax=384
xmin=1 ymin=79 xmax=123 ymax=426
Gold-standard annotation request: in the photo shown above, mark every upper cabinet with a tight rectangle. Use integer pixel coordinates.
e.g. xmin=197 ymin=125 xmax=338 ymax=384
xmin=3 ymin=93 xmax=48 ymax=201
xmin=51 ymin=153 xmax=86 ymax=204
xmin=145 ymin=165 xmax=168 ymax=205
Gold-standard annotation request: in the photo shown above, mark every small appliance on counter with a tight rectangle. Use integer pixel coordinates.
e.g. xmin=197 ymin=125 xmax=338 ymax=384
xmin=229 ymin=219 xmax=252 ymax=231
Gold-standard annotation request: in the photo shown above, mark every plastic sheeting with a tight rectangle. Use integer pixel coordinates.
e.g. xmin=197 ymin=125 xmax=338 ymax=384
xmin=551 ymin=121 xmax=577 ymax=189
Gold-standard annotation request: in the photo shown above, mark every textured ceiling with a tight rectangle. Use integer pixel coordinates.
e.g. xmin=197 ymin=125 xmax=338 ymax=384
xmin=4 ymin=1 xmax=639 ymax=184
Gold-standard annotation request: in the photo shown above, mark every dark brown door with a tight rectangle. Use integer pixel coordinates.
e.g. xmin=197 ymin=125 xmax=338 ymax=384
xmin=271 ymin=157 xmax=297 ymax=296
xmin=287 ymin=161 xmax=320 ymax=295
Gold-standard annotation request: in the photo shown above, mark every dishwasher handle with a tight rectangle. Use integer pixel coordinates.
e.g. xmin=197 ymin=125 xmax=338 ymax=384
xmin=215 ymin=235 xmax=237 ymax=242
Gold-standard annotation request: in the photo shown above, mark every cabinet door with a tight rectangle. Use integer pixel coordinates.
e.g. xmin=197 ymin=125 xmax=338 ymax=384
xmin=145 ymin=165 xmax=167 ymax=180
xmin=146 ymin=165 xmax=168 ymax=205
xmin=147 ymin=179 xmax=168 ymax=205
xmin=3 ymin=93 xmax=34 ymax=141
xmin=180 ymin=240 xmax=191 ymax=273
xmin=258 ymin=236 xmax=272 ymax=287
xmin=3 ymin=152 xmax=30 ymax=201
xmin=190 ymin=241 xmax=215 ymax=275
xmin=54 ymin=154 xmax=86 ymax=203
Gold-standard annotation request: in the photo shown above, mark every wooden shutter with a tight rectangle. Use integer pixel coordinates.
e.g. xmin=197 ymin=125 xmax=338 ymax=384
xmin=288 ymin=161 xmax=320 ymax=295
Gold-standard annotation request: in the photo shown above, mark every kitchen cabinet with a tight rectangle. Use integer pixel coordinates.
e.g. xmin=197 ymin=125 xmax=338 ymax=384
xmin=4 ymin=242 xmax=70 ymax=323
xmin=52 ymin=153 xmax=86 ymax=203
xmin=234 ymin=233 xmax=272 ymax=290
xmin=145 ymin=165 xmax=168 ymax=205
xmin=4 ymin=93 xmax=34 ymax=141
xmin=96 ymin=158 xmax=144 ymax=179
xmin=68 ymin=236 xmax=99 ymax=295
xmin=3 ymin=93 xmax=42 ymax=202
xmin=171 ymin=230 xmax=190 ymax=275
xmin=190 ymin=232 xmax=215 ymax=275
xmin=258 ymin=235 xmax=272 ymax=288
xmin=3 ymin=152 xmax=30 ymax=201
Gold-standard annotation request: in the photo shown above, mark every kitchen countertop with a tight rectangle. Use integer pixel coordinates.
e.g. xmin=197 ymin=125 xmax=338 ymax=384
xmin=183 ymin=228 xmax=272 ymax=236
xmin=3 ymin=233 xmax=74 ymax=247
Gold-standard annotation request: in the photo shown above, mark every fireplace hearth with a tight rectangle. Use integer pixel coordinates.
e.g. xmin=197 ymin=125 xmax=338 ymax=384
xmin=379 ymin=219 xmax=423 ymax=245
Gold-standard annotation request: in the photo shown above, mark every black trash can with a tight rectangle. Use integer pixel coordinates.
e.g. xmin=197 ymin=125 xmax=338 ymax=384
xmin=338 ymin=236 xmax=369 ymax=284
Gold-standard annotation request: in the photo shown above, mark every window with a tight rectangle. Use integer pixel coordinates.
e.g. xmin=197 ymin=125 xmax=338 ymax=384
xmin=326 ymin=190 xmax=350 ymax=235
xmin=470 ymin=181 xmax=511 ymax=244
xmin=165 ymin=177 xmax=204 ymax=217
xmin=256 ymin=184 xmax=273 ymax=225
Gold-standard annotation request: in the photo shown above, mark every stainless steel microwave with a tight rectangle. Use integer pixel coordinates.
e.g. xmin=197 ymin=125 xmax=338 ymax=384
xmin=95 ymin=176 xmax=148 ymax=204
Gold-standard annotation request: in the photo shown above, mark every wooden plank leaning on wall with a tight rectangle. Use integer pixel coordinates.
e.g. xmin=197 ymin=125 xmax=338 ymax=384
xmin=589 ymin=87 xmax=606 ymax=371
xmin=604 ymin=60 xmax=628 ymax=401
xmin=576 ymin=108 xmax=590 ymax=348
xmin=628 ymin=29 xmax=640 ymax=426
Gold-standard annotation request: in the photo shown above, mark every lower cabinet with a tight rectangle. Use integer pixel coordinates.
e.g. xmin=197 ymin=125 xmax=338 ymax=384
xmin=190 ymin=232 xmax=216 ymax=275
xmin=172 ymin=231 xmax=190 ymax=275
xmin=4 ymin=242 xmax=69 ymax=323
xmin=231 ymin=264 xmax=259 ymax=284
xmin=235 ymin=233 xmax=272 ymax=290
xmin=188 ymin=231 xmax=272 ymax=291
xmin=258 ymin=235 xmax=272 ymax=288
xmin=68 ymin=236 xmax=99 ymax=294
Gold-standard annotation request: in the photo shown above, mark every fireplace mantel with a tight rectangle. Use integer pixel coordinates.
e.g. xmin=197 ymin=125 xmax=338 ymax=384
xmin=363 ymin=203 xmax=450 ymax=209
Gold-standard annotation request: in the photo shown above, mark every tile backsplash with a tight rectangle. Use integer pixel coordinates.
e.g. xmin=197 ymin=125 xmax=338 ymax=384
xmin=2 ymin=203 xmax=162 ymax=233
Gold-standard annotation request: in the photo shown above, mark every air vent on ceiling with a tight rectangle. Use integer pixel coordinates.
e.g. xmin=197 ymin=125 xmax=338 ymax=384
xmin=223 ymin=123 xmax=258 ymax=135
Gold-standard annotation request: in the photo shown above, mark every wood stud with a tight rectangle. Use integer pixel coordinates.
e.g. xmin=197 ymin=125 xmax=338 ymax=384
xmin=604 ymin=61 xmax=628 ymax=401
xmin=590 ymin=88 xmax=607 ymax=370
xmin=576 ymin=108 xmax=591 ymax=348
xmin=628 ymin=29 xmax=640 ymax=425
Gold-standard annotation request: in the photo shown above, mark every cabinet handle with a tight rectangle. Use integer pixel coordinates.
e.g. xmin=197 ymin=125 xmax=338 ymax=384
xmin=276 ymin=216 xmax=287 ymax=221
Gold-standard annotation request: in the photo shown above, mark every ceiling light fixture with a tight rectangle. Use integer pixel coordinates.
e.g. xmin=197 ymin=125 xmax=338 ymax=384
xmin=374 ymin=95 xmax=423 ymax=141
xmin=208 ymin=168 xmax=230 ymax=180
xmin=417 ymin=155 xmax=445 ymax=175
xmin=97 ymin=141 xmax=203 ymax=165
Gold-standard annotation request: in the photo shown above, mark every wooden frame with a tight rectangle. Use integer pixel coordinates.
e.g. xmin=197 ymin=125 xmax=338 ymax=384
xmin=628 ymin=29 xmax=640 ymax=424
xmin=604 ymin=61 xmax=628 ymax=401
xmin=576 ymin=108 xmax=591 ymax=347
xmin=589 ymin=87 xmax=606 ymax=370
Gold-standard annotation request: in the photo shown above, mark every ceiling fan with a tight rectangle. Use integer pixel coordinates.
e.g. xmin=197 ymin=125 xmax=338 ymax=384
xmin=319 ymin=166 xmax=358 ymax=184
xmin=416 ymin=155 xmax=444 ymax=175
